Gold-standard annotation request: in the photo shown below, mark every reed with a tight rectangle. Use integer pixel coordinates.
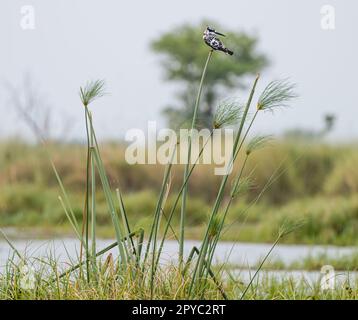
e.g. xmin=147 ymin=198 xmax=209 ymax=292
xmin=179 ymin=50 xmax=213 ymax=269
xmin=0 ymin=55 xmax=297 ymax=299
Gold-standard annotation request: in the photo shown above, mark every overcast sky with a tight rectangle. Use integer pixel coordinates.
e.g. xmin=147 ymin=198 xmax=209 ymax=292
xmin=0 ymin=0 xmax=357 ymax=142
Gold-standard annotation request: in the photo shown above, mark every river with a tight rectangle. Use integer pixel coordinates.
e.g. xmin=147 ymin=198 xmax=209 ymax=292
xmin=0 ymin=238 xmax=357 ymax=284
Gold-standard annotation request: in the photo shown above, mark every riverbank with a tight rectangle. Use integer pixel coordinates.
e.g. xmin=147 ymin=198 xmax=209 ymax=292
xmin=2 ymin=141 xmax=358 ymax=246
xmin=1 ymin=238 xmax=358 ymax=300
xmin=2 ymin=189 xmax=358 ymax=247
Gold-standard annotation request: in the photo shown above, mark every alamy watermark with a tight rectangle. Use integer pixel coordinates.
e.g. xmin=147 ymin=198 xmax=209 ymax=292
xmin=125 ymin=121 xmax=235 ymax=176
xmin=20 ymin=5 xmax=36 ymax=30
xmin=320 ymin=5 xmax=335 ymax=30
xmin=320 ymin=265 xmax=335 ymax=290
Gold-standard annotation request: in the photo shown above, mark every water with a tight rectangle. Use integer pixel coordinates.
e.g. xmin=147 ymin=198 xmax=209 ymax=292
xmin=0 ymin=238 xmax=357 ymax=284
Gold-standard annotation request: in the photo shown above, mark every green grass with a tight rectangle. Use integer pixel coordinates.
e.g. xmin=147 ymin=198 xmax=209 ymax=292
xmin=1 ymin=253 xmax=357 ymax=300
xmin=3 ymin=65 xmax=350 ymax=300
xmin=1 ymin=73 xmax=297 ymax=299
xmin=228 ymin=251 xmax=358 ymax=272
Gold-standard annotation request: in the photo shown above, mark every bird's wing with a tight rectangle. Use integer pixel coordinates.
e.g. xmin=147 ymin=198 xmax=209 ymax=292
xmin=209 ymin=37 xmax=223 ymax=50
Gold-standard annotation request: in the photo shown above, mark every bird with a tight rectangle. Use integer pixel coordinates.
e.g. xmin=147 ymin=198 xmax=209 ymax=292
xmin=203 ymin=27 xmax=234 ymax=55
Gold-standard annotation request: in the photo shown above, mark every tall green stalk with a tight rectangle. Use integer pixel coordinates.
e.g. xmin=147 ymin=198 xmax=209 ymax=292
xmin=88 ymin=117 xmax=130 ymax=268
xmin=204 ymin=111 xmax=262 ymax=274
xmin=154 ymin=131 xmax=213 ymax=272
xmin=189 ymin=75 xmax=260 ymax=297
xmin=205 ymin=155 xmax=249 ymax=272
xmin=89 ymin=112 xmax=97 ymax=274
xmin=83 ymin=106 xmax=91 ymax=282
xmin=240 ymin=232 xmax=283 ymax=299
xmin=79 ymin=80 xmax=130 ymax=269
xmin=179 ymin=50 xmax=213 ymax=269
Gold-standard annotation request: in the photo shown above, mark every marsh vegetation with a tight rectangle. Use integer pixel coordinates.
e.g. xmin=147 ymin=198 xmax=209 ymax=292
xmin=0 ymin=45 xmax=356 ymax=300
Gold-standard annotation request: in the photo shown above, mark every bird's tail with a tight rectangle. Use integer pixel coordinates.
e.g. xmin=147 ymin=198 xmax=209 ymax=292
xmin=224 ymin=48 xmax=234 ymax=55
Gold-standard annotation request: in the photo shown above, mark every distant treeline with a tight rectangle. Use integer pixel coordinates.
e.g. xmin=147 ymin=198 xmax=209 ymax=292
xmin=1 ymin=139 xmax=357 ymax=204
xmin=1 ymin=139 xmax=358 ymax=245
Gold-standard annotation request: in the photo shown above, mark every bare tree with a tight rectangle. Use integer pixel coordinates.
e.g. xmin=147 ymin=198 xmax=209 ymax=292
xmin=5 ymin=73 xmax=74 ymax=142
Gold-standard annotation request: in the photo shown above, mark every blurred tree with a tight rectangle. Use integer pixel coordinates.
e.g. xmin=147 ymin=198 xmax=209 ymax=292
xmin=5 ymin=73 xmax=74 ymax=143
xmin=323 ymin=114 xmax=336 ymax=133
xmin=151 ymin=21 xmax=268 ymax=128
xmin=283 ymin=113 xmax=337 ymax=141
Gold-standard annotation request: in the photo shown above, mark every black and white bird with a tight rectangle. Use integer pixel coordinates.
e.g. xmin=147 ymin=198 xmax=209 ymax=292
xmin=203 ymin=27 xmax=234 ymax=55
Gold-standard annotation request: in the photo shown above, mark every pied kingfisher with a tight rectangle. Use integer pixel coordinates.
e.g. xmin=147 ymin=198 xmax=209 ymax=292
xmin=203 ymin=27 xmax=234 ymax=55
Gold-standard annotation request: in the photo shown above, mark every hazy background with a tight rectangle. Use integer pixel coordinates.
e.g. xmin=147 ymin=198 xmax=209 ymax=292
xmin=1 ymin=1 xmax=358 ymax=248
xmin=0 ymin=0 xmax=357 ymax=141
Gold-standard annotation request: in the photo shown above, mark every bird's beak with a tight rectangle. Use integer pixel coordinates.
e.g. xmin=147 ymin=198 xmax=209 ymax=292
xmin=215 ymin=31 xmax=226 ymax=37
